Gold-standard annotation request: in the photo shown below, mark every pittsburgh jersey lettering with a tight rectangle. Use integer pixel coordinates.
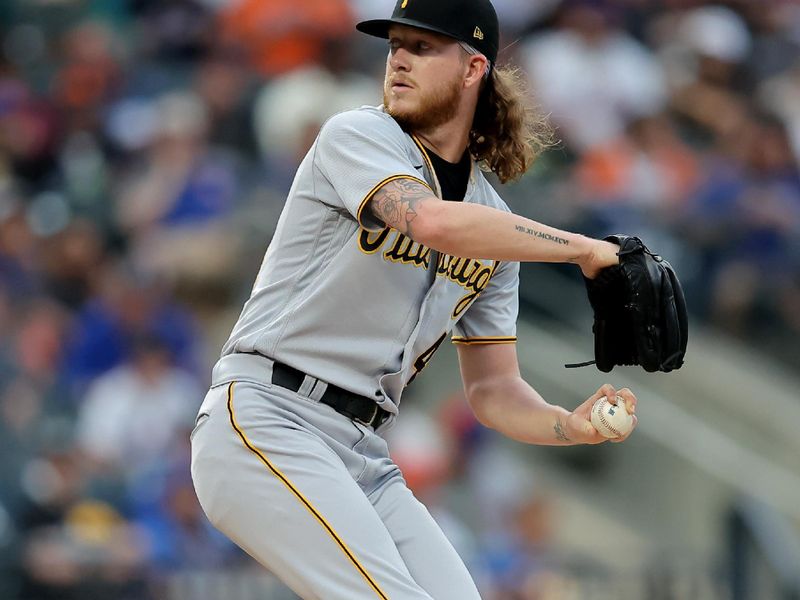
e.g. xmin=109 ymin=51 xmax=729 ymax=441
xmin=358 ymin=226 xmax=495 ymax=318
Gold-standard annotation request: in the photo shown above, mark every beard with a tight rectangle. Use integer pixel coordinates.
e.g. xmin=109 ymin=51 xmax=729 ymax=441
xmin=384 ymin=74 xmax=463 ymax=133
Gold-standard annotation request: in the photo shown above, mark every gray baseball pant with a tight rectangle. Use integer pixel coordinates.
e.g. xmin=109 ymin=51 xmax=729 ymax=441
xmin=190 ymin=362 xmax=482 ymax=599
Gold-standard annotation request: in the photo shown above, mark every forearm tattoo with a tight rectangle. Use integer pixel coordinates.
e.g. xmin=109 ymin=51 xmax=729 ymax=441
xmin=515 ymin=224 xmax=569 ymax=246
xmin=370 ymin=179 xmax=431 ymax=235
xmin=554 ymin=416 xmax=570 ymax=442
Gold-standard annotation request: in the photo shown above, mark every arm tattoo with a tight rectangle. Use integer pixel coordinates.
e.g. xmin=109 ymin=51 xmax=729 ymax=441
xmin=554 ymin=416 xmax=570 ymax=442
xmin=370 ymin=178 xmax=431 ymax=235
xmin=515 ymin=224 xmax=570 ymax=246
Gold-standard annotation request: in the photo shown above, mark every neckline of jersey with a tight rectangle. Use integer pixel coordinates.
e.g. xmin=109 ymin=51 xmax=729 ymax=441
xmin=410 ymin=134 xmax=476 ymax=200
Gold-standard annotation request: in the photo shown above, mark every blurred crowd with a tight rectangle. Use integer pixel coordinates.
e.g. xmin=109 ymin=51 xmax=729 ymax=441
xmin=0 ymin=0 xmax=798 ymax=598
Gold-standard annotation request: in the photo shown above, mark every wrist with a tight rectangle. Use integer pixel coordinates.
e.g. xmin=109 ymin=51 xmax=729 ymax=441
xmin=580 ymin=239 xmax=620 ymax=279
xmin=551 ymin=406 xmax=578 ymax=446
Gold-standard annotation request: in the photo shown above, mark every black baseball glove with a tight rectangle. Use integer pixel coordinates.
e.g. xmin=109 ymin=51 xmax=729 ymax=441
xmin=574 ymin=235 xmax=688 ymax=373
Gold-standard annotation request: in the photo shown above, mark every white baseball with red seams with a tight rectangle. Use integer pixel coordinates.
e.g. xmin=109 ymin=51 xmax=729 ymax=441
xmin=591 ymin=396 xmax=634 ymax=438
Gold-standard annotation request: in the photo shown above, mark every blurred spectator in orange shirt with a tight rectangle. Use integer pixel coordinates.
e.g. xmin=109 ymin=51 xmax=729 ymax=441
xmin=576 ymin=114 xmax=700 ymax=211
xmin=51 ymin=21 xmax=123 ymax=135
xmin=218 ymin=0 xmax=355 ymax=78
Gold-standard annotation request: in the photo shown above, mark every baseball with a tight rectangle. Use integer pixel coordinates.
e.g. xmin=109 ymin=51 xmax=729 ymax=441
xmin=591 ymin=396 xmax=633 ymax=438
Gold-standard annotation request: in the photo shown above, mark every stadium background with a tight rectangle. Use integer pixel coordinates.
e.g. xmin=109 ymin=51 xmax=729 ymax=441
xmin=0 ymin=0 xmax=799 ymax=598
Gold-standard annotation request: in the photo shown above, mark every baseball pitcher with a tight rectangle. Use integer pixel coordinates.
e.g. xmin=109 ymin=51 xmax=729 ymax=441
xmin=191 ymin=0 xmax=687 ymax=598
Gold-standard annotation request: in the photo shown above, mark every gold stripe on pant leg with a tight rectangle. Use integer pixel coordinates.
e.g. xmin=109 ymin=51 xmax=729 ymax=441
xmin=225 ymin=382 xmax=389 ymax=600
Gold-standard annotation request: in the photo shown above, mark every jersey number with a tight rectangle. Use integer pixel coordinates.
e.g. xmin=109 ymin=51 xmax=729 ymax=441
xmin=407 ymin=332 xmax=447 ymax=386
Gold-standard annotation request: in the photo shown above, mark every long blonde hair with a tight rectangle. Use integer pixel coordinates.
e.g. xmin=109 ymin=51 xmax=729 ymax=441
xmin=469 ymin=65 xmax=555 ymax=184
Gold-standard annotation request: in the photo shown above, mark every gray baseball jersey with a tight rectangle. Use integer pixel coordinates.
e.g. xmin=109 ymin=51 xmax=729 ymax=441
xmin=217 ymin=105 xmax=520 ymax=424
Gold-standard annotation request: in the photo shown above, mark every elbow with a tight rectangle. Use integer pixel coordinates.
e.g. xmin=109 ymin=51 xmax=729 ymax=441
xmin=465 ymin=374 xmax=525 ymax=431
xmin=465 ymin=383 xmax=498 ymax=430
xmin=408 ymin=199 xmax=451 ymax=251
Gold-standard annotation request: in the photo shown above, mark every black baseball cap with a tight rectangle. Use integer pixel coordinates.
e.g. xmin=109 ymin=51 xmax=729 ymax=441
xmin=356 ymin=0 xmax=499 ymax=65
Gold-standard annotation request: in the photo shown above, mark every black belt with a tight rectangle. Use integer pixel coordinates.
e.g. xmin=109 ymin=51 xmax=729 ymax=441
xmin=271 ymin=361 xmax=389 ymax=428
